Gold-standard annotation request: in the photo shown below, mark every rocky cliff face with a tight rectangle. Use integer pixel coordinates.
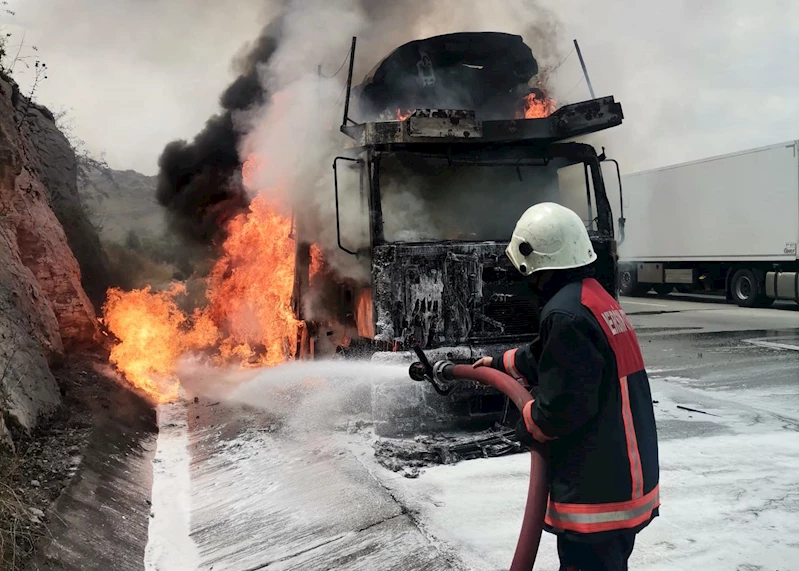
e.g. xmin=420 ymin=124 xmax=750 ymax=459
xmin=24 ymin=108 xmax=113 ymax=309
xmin=0 ymin=72 xmax=103 ymax=448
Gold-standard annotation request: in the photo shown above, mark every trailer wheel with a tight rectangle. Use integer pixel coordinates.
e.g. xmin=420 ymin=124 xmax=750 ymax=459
xmin=619 ymin=267 xmax=647 ymax=297
xmin=730 ymin=268 xmax=771 ymax=308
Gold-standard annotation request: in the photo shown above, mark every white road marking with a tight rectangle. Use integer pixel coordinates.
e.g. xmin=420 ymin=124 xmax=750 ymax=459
xmin=145 ymin=400 xmax=200 ymax=571
xmin=621 ymin=300 xmax=669 ymax=308
xmin=744 ymin=339 xmax=799 ymax=352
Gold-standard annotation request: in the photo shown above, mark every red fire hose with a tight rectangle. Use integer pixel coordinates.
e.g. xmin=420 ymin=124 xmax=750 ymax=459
xmin=449 ymin=365 xmax=549 ymax=571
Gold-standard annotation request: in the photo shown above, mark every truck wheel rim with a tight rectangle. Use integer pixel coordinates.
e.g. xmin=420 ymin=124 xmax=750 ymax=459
xmin=621 ymin=271 xmax=632 ymax=289
xmin=735 ymin=276 xmax=753 ymax=300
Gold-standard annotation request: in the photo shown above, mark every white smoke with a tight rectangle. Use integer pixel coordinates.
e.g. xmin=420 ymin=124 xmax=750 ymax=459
xmin=177 ymin=356 xmax=410 ymax=436
xmin=239 ymin=0 xmax=563 ymax=283
xmin=380 ymin=160 xmax=561 ymax=243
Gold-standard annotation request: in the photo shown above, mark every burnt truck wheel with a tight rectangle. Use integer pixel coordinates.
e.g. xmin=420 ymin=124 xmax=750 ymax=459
xmin=730 ymin=268 xmax=772 ymax=308
xmin=619 ymin=267 xmax=647 ymax=297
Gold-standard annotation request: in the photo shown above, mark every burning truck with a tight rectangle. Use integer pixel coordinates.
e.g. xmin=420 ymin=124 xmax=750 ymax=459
xmin=290 ymin=32 xmax=627 ymax=436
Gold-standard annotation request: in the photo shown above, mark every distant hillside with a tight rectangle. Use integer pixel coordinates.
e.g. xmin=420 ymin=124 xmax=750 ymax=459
xmin=78 ymin=167 xmax=166 ymax=244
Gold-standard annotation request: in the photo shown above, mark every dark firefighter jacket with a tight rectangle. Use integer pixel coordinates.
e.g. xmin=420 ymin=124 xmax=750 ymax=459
xmin=491 ymin=277 xmax=660 ymax=539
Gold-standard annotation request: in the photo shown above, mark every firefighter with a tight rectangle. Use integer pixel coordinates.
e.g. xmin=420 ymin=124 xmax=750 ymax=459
xmin=473 ymin=202 xmax=659 ymax=571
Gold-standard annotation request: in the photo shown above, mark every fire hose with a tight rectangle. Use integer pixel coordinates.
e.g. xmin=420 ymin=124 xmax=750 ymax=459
xmin=408 ymin=347 xmax=548 ymax=571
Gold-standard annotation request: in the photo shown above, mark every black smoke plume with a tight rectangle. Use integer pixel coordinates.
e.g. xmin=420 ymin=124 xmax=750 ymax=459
xmin=156 ymin=19 xmax=283 ymax=244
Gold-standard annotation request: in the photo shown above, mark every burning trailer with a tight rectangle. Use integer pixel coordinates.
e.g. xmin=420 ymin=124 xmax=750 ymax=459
xmin=290 ymin=32 xmax=627 ymax=436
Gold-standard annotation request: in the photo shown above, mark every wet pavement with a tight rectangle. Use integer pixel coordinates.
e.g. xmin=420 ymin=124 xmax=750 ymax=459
xmin=29 ymin=367 xmax=157 ymax=571
xmin=179 ymin=398 xmax=462 ymax=571
xmin=52 ymin=295 xmax=799 ymax=570
xmin=346 ymin=297 xmax=799 ymax=570
xmin=622 ymin=293 xmax=799 ymax=335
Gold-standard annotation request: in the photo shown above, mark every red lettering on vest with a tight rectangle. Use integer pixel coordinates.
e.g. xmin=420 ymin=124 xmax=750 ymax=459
xmin=580 ymin=279 xmax=644 ymax=378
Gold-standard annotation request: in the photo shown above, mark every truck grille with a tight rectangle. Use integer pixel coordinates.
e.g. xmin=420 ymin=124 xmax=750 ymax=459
xmin=479 ymin=297 xmax=538 ymax=337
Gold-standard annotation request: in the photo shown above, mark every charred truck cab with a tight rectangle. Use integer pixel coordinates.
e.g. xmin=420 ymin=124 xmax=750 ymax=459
xmin=294 ymin=33 xmax=626 ymax=436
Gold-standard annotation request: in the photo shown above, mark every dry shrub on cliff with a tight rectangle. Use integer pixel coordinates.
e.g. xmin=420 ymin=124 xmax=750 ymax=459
xmin=0 ymin=3 xmax=16 ymax=73
xmin=0 ymin=473 xmax=41 ymax=570
xmin=0 ymin=351 xmax=34 ymax=571
xmin=0 ymin=5 xmax=49 ymax=130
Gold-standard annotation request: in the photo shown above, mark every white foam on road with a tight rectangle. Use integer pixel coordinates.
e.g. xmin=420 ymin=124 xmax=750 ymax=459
xmin=145 ymin=401 xmax=200 ymax=571
xmin=744 ymin=338 xmax=799 ymax=351
xmin=367 ymin=429 xmax=799 ymax=571
xmin=361 ymin=450 xmax=560 ymax=571
xmin=635 ymin=431 xmax=799 ymax=570
xmin=360 ymin=376 xmax=799 ymax=571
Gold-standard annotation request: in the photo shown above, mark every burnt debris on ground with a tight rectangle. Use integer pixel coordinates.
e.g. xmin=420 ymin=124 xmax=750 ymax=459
xmin=373 ymin=426 xmax=523 ymax=477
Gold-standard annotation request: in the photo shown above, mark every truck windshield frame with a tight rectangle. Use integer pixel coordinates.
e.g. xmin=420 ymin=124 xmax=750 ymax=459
xmin=370 ymin=145 xmax=609 ymax=245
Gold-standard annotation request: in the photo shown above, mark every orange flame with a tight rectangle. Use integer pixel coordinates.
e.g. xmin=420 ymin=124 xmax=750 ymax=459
xmin=355 ymin=289 xmax=374 ymax=339
xmin=103 ymin=154 xmax=315 ymax=400
xmin=205 ymin=193 xmax=298 ymax=367
xmin=396 ymin=108 xmax=413 ymax=121
xmin=102 ymin=284 xmax=215 ymax=402
xmin=242 ymin=154 xmax=266 ymax=187
xmin=520 ymin=93 xmax=557 ymax=119
xmin=310 ymin=244 xmax=325 ymax=276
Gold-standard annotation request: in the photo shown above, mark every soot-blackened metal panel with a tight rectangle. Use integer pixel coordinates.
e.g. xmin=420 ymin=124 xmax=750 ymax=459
xmin=355 ymin=32 xmax=538 ymax=121
xmin=341 ymin=96 xmax=623 ymax=148
xmin=407 ymin=110 xmax=483 ymax=139
xmin=372 ymin=242 xmax=539 ymax=349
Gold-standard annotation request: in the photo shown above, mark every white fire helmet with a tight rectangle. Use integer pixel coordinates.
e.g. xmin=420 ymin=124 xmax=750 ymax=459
xmin=506 ymin=202 xmax=597 ymax=276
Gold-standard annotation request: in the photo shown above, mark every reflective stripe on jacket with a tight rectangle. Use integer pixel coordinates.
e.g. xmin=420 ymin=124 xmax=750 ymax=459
xmin=494 ymin=278 xmax=660 ymax=537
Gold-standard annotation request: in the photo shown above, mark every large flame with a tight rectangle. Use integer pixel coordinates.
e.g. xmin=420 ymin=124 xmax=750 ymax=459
xmin=205 ymin=194 xmax=298 ymax=366
xmin=102 ymin=155 xmax=309 ymax=401
xmin=103 ymin=284 xmax=215 ymax=402
xmin=520 ymin=92 xmax=557 ymax=119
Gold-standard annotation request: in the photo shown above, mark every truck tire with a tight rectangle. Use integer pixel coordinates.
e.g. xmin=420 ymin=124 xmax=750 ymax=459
xmin=619 ymin=267 xmax=647 ymax=297
xmin=730 ymin=268 xmax=772 ymax=308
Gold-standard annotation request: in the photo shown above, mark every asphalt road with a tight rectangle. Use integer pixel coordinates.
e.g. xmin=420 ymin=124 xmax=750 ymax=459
xmin=623 ymin=292 xmax=799 ymax=334
xmin=358 ymin=296 xmax=799 ymax=570
xmin=625 ymin=294 xmax=799 ymax=427
xmin=134 ymin=295 xmax=799 ymax=570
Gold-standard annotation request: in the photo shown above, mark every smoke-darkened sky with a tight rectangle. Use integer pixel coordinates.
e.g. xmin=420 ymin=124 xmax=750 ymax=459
xmin=4 ymin=0 xmax=798 ymax=175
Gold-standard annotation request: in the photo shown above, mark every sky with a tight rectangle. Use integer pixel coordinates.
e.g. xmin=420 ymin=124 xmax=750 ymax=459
xmin=3 ymin=0 xmax=798 ymax=176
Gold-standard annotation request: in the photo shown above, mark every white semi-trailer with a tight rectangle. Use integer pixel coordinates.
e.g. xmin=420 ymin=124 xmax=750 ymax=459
xmin=616 ymin=141 xmax=799 ymax=307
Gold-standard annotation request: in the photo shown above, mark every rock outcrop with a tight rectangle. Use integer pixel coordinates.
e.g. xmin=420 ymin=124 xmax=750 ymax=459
xmin=21 ymin=86 xmax=113 ymax=310
xmin=0 ymin=71 xmax=102 ymax=444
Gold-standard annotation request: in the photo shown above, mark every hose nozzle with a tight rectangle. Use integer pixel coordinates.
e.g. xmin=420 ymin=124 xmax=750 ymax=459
xmin=408 ymin=346 xmax=456 ymax=396
xmin=409 ymin=361 xmax=428 ymax=382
